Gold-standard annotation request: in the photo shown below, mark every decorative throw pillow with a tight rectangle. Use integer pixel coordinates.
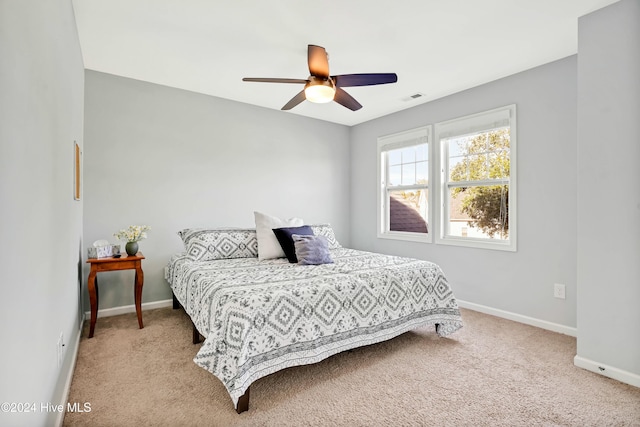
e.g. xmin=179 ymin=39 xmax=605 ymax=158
xmin=177 ymin=228 xmax=201 ymax=249
xmin=293 ymin=234 xmax=334 ymax=265
xmin=309 ymin=224 xmax=342 ymax=249
xmin=177 ymin=227 xmax=251 ymax=249
xmin=254 ymin=211 xmax=304 ymax=260
xmin=273 ymin=225 xmax=314 ymax=263
xmin=178 ymin=228 xmax=258 ymax=261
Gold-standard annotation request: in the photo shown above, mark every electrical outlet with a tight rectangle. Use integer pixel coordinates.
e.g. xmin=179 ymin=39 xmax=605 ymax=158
xmin=554 ymin=283 xmax=566 ymax=299
xmin=57 ymin=333 xmax=65 ymax=368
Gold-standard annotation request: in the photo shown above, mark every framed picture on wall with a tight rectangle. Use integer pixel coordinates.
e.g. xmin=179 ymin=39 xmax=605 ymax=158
xmin=74 ymin=141 xmax=81 ymax=201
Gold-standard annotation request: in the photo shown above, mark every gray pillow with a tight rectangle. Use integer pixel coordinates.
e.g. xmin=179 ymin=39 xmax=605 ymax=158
xmin=292 ymin=234 xmax=334 ymax=265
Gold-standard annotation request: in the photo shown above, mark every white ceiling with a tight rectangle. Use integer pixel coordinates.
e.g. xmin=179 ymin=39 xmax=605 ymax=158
xmin=72 ymin=0 xmax=617 ymax=126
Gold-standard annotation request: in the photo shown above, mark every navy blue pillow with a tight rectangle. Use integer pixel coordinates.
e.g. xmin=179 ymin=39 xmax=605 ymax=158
xmin=272 ymin=225 xmax=314 ymax=263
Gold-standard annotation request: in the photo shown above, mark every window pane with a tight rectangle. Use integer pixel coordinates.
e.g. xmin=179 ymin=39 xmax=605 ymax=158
xmin=401 ymin=163 xmax=415 ymax=185
xmin=467 ymin=154 xmax=487 ymax=180
xmin=416 ymin=161 xmax=428 ymax=184
xmin=388 ymin=165 xmax=401 ymax=186
xmin=388 ymin=189 xmax=428 ymax=233
xmin=447 ymin=185 xmax=508 ymax=240
xmin=448 ymin=156 xmax=464 ymax=181
xmin=448 ymin=138 xmax=467 ymax=157
xmin=448 ymin=139 xmax=471 ymax=181
xmin=448 ymin=129 xmax=510 ymax=183
xmin=416 ymin=143 xmax=428 ymax=161
xmin=401 ymin=146 xmax=416 ymax=163
xmin=488 ymin=152 xmax=509 ymax=179
xmin=388 ymin=150 xmax=402 ymax=166
xmin=385 ymin=143 xmax=428 ymax=186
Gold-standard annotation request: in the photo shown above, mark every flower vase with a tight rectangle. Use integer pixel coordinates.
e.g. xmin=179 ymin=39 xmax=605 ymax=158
xmin=125 ymin=241 xmax=138 ymax=256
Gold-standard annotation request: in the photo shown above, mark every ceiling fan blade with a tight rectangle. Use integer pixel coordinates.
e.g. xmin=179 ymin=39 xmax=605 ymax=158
xmin=334 ymin=88 xmax=362 ymax=111
xmin=308 ymin=45 xmax=330 ymax=78
xmin=333 ymin=73 xmax=398 ymax=87
xmin=281 ymin=90 xmax=307 ymax=110
xmin=243 ymin=78 xmax=308 ymax=84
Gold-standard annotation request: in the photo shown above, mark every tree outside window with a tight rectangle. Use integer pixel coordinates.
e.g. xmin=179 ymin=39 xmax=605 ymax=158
xmin=437 ymin=104 xmax=516 ymax=251
xmin=448 ymin=128 xmax=510 ymax=239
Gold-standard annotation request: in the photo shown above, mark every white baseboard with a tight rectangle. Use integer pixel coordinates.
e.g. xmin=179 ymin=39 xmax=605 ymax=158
xmin=574 ymin=355 xmax=640 ymax=388
xmin=457 ymin=300 xmax=577 ymax=337
xmin=84 ymin=299 xmax=173 ymax=319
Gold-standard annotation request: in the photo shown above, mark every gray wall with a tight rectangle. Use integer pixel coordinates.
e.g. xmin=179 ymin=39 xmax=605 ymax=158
xmin=350 ymin=56 xmax=578 ymax=328
xmin=576 ymin=0 xmax=640 ymax=379
xmin=83 ymin=71 xmax=351 ymax=309
xmin=0 ymin=1 xmax=85 ymax=426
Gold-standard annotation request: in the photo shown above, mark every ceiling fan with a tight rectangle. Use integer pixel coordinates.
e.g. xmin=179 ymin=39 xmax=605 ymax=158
xmin=242 ymin=45 xmax=398 ymax=111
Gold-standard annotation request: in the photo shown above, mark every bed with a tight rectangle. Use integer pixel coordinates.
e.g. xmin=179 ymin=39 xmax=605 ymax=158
xmin=165 ymin=222 xmax=463 ymax=413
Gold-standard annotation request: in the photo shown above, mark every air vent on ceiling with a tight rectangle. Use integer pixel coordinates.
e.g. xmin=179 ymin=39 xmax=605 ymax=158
xmin=401 ymin=93 xmax=425 ymax=102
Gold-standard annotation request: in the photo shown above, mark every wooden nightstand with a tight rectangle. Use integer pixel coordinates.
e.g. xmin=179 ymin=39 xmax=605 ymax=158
xmin=86 ymin=252 xmax=145 ymax=338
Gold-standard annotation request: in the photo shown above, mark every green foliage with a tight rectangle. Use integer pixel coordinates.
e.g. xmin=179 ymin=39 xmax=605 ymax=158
xmin=449 ymin=129 xmax=510 ymax=238
xmin=458 ymin=185 xmax=509 ymax=238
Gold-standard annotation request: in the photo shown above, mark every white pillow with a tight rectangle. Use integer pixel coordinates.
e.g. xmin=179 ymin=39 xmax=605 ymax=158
xmin=254 ymin=211 xmax=303 ymax=260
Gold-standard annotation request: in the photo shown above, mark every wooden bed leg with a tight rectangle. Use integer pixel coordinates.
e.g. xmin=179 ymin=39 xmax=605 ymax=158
xmin=236 ymin=387 xmax=250 ymax=414
xmin=192 ymin=322 xmax=201 ymax=344
xmin=174 ymin=295 xmax=201 ymax=344
xmin=172 ymin=293 xmax=180 ymax=309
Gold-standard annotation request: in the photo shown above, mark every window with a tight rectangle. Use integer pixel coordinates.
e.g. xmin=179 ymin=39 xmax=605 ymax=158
xmin=435 ymin=105 xmax=517 ymax=251
xmin=377 ymin=126 xmax=432 ymax=242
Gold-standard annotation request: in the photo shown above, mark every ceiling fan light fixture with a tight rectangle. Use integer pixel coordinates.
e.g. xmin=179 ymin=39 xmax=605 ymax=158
xmin=304 ymin=79 xmax=335 ymax=103
xmin=243 ymin=45 xmax=397 ymax=111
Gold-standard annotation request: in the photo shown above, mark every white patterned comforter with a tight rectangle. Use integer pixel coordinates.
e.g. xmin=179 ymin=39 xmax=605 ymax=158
xmin=166 ymin=248 xmax=463 ymax=408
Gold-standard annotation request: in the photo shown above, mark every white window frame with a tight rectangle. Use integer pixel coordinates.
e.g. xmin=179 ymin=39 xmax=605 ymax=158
xmin=435 ymin=105 xmax=517 ymax=251
xmin=377 ymin=126 xmax=432 ymax=243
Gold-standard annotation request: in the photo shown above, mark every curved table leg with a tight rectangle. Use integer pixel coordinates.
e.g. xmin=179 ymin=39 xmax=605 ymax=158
xmin=134 ymin=264 xmax=144 ymax=329
xmin=88 ymin=270 xmax=98 ymax=338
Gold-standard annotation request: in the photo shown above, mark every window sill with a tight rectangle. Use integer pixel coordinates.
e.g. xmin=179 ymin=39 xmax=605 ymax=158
xmin=377 ymin=231 xmax=432 ymax=243
xmin=435 ymin=235 xmax=516 ymax=252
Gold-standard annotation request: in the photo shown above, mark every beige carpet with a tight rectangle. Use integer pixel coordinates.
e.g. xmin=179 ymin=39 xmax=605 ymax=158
xmin=63 ymin=307 xmax=640 ymax=426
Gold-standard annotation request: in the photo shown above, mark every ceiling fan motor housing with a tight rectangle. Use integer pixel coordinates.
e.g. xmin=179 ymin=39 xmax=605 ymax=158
xmin=304 ymin=76 xmax=336 ymax=103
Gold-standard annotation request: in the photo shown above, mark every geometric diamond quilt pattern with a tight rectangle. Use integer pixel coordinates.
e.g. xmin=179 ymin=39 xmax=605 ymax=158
xmin=186 ymin=229 xmax=258 ymax=261
xmin=166 ymin=247 xmax=463 ymax=409
xmin=309 ymin=224 xmax=342 ymax=249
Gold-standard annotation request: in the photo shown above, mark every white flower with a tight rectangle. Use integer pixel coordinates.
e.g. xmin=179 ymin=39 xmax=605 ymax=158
xmin=114 ymin=225 xmax=151 ymax=243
